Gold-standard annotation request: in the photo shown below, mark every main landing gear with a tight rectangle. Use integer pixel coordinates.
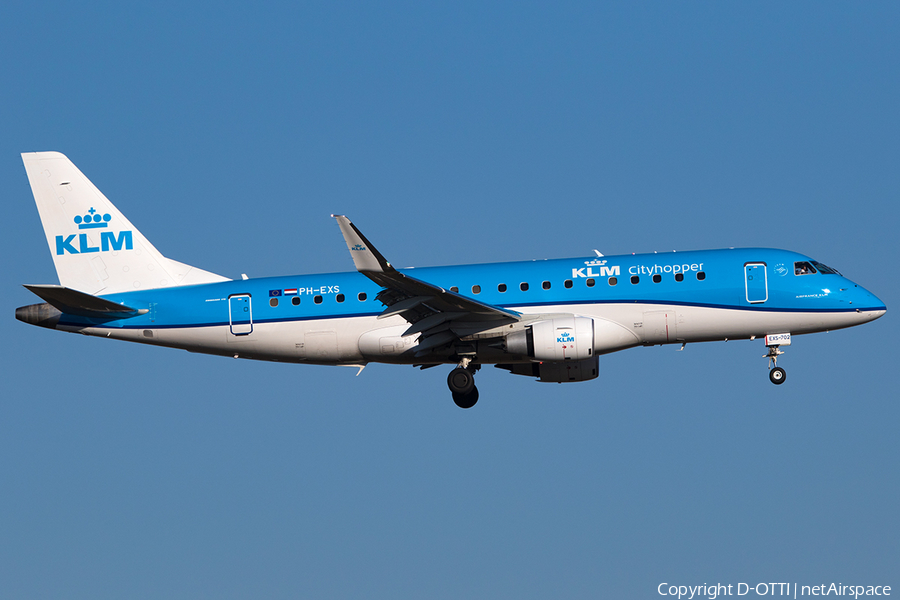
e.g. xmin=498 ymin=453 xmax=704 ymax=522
xmin=764 ymin=344 xmax=787 ymax=385
xmin=448 ymin=357 xmax=480 ymax=409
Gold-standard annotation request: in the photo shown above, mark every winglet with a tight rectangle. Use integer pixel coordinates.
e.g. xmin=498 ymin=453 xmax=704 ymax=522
xmin=332 ymin=215 xmax=392 ymax=273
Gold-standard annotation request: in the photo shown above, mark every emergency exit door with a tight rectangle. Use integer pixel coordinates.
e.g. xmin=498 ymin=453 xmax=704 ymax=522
xmin=228 ymin=294 xmax=253 ymax=335
xmin=744 ymin=263 xmax=768 ymax=304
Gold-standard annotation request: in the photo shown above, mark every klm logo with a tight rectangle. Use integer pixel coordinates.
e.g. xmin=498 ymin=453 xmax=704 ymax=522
xmin=75 ymin=207 xmax=110 ymax=229
xmin=557 ymin=333 xmax=575 ymax=344
xmin=572 ymin=261 xmax=620 ymax=278
xmin=55 ymin=208 xmax=133 ymax=255
xmin=351 ymin=244 xmax=366 ymax=251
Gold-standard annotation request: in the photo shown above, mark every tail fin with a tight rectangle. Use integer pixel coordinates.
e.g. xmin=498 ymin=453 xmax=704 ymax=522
xmin=22 ymin=152 xmax=229 ymax=295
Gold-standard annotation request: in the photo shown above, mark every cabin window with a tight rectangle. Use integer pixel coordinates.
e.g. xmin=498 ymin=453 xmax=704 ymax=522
xmin=794 ymin=261 xmax=817 ymax=275
xmin=292 ymin=296 xmax=301 ymax=306
xmin=652 ymin=274 xmax=662 ymax=283
xmin=608 ymin=277 xmax=617 ymax=286
xmin=472 ymin=285 xmax=481 ymax=294
xmin=314 ymin=295 xmax=323 ymax=304
xmin=520 ymin=282 xmax=529 ymax=291
xmin=696 ymin=272 xmax=706 ymax=281
xmin=498 ymin=283 xmax=507 ymax=292
xmin=586 ymin=278 xmax=595 ymax=287
xmin=811 ymin=261 xmax=841 ymax=275
xmin=270 ymin=298 xmax=278 ymax=307
xmin=450 ymin=286 xmax=459 ymax=293
xmin=542 ymin=281 xmax=551 ymax=290
xmin=675 ymin=273 xmax=684 ymax=282
xmin=336 ymin=294 xmax=345 ymax=303
xmin=358 ymin=292 xmax=367 ymax=301
xmin=631 ymin=275 xmax=640 ymax=284
xmin=564 ymin=279 xmax=573 ymax=289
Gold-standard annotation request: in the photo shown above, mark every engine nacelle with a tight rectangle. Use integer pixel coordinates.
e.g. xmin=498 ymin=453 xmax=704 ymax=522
xmin=539 ymin=356 xmax=599 ymax=382
xmin=506 ymin=316 xmax=595 ymax=361
xmin=495 ymin=356 xmax=600 ymax=382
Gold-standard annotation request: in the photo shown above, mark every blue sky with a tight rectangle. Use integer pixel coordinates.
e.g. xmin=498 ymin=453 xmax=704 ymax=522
xmin=2 ymin=2 xmax=898 ymax=598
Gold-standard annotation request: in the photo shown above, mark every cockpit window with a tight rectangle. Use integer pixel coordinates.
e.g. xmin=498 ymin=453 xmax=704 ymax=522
xmin=794 ymin=261 xmax=817 ymax=275
xmin=811 ymin=261 xmax=841 ymax=275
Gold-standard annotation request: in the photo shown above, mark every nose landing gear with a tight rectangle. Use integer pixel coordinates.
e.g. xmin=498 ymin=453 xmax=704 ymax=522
xmin=448 ymin=357 xmax=480 ymax=408
xmin=764 ymin=344 xmax=787 ymax=385
xmin=769 ymin=366 xmax=786 ymax=384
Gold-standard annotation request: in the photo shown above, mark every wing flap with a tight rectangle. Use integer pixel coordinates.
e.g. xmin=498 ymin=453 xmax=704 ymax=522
xmin=378 ymin=295 xmax=434 ymax=319
xmin=402 ymin=312 xmax=467 ymax=337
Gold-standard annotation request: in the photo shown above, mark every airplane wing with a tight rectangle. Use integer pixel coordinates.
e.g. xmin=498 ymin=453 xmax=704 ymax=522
xmin=333 ymin=215 xmax=521 ymax=356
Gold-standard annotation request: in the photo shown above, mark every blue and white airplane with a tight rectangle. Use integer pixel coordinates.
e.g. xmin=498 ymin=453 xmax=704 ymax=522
xmin=17 ymin=152 xmax=887 ymax=408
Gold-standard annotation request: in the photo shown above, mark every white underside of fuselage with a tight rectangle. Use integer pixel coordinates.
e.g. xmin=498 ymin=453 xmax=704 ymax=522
xmin=65 ymin=303 xmax=885 ymax=367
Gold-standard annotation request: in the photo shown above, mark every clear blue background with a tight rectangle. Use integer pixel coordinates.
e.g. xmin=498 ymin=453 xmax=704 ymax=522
xmin=1 ymin=2 xmax=897 ymax=598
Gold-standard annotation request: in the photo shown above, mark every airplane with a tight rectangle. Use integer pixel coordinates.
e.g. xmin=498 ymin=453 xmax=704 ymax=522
xmin=16 ymin=152 xmax=887 ymax=408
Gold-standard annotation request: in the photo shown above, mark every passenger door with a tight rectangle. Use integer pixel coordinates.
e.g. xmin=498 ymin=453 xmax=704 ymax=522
xmin=228 ymin=294 xmax=253 ymax=335
xmin=744 ymin=263 xmax=768 ymax=304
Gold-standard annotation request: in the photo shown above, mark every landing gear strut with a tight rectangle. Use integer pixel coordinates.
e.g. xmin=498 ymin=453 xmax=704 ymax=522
xmin=448 ymin=357 xmax=480 ymax=408
xmin=764 ymin=344 xmax=787 ymax=385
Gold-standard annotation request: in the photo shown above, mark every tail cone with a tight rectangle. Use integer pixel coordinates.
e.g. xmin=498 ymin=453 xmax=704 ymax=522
xmin=16 ymin=303 xmax=62 ymax=329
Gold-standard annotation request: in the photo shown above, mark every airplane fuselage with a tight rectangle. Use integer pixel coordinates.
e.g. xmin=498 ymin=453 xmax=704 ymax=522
xmin=22 ymin=247 xmax=885 ymax=367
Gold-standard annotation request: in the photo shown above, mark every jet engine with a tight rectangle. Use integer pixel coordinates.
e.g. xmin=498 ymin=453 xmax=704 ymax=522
xmin=506 ymin=316 xmax=595 ymax=361
xmin=498 ymin=315 xmax=639 ymax=383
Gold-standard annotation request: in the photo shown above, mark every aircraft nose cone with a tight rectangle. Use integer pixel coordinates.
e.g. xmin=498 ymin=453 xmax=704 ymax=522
xmin=866 ymin=289 xmax=886 ymax=312
xmin=853 ymin=285 xmax=886 ymax=321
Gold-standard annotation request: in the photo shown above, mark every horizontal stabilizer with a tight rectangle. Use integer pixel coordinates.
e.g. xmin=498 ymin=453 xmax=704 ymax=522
xmin=23 ymin=284 xmax=147 ymax=318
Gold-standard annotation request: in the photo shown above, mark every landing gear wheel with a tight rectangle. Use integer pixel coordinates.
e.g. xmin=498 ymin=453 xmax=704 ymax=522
xmin=769 ymin=367 xmax=786 ymax=385
xmin=452 ymin=387 xmax=479 ymax=409
xmin=764 ymin=343 xmax=787 ymax=385
xmin=447 ymin=367 xmax=475 ymax=395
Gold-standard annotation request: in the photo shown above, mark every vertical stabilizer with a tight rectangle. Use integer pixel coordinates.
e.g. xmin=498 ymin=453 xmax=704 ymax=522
xmin=22 ymin=152 xmax=229 ymax=295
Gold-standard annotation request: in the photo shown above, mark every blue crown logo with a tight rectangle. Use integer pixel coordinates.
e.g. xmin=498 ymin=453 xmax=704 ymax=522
xmin=74 ymin=207 xmax=112 ymax=230
xmin=351 ymin=244 xmax=366 ymax=251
